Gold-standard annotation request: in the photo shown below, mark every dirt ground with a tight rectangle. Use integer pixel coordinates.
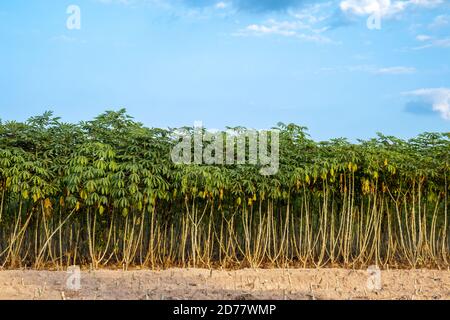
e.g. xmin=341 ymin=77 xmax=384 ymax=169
xmin=0 ymin=268 xmax=448 ymax=300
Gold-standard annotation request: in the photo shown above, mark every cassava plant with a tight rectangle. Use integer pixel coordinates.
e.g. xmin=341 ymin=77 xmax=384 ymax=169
xmin=0 ymin=110 xmax=448 ymax=269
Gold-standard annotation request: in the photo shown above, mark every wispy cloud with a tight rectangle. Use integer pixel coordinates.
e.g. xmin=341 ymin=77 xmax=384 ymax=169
xmin=429 ymin=14 xmax=450 ymax=28
xmin=234 ymin=2 xmax=337 ymax=44
xmin=215 ymin=1 xmax=229 ymax=9
xmin=416 ymin=34 xmax=432 ymax=41
xmin=50 ymin=35 xmax=87 ymax=44
xmin=340 ymin=0 xmax=407 ymax=17
xmin=403 ymin=88 xmax=450 ymax=120
xmin=375 ymin=66 xmax=416 ymax=74
xmin=412 ymin=35 xmax=450 ymax=49
xmin=340 ymin=0 xmax=444 ymax=18
xmin=318 ymin=64 xmax=417 ymax=75
xmin=234 ymin=19 xmax=334 ymax=43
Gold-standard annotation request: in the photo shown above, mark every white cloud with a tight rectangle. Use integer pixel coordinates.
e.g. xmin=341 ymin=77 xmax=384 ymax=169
xmin=413 ymin=35 xmax=450 ymax=49
xmin=429 ymin=14 xmax=450 ymax=28
xmin=340 ymin=0 xmax=443 ymax=18
xmin=215 ymin=2 xmax=228 ymax=9
xmin=243 ymin=20 xmax=309 ymax=37
xmin=235 ymin=19 xmax=334 ymax=43
xmin=234 ymin=3 xmax=337 ymax=44
xmin=319 ymin=64 xmax=417 ymax=75
xmin=375 ymin=66 xmax=416 ymax=74
xmin=340 ymin=0 xmax=406 ymax=17
xmin=409 ymin=0 xmax=443 ymax=8
xmin=416 ymin=34 xmax=432 ymax=41
xmin=404 ymin=88 xmax=450 ymax=120
xmin=50 ymin=35 xmax=86 ymax=44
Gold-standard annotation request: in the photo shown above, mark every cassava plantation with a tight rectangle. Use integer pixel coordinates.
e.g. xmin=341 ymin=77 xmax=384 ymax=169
xmin=0 ymin=110 xmax=449 ymax=270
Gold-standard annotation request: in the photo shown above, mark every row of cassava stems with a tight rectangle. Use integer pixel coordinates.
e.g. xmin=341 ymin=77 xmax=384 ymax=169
xmin=0 ymin=110 xmax=448 ymax=269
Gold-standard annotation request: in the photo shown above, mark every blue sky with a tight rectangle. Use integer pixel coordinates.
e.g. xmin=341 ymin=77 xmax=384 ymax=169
xmin=0 ymin=0 xmax=449 ymax=140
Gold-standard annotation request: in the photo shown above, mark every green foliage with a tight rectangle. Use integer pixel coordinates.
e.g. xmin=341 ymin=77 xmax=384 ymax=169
xmin=0 ymin=110 xmax=448 ymax=269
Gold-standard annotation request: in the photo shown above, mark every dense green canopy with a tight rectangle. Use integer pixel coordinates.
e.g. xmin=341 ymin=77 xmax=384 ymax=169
xmin=0 ymin=110 xmax=448 ymax=269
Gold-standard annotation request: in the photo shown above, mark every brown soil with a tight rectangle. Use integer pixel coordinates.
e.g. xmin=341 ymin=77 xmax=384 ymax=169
xmin=0 ymin=268 xmax=448 ymax=300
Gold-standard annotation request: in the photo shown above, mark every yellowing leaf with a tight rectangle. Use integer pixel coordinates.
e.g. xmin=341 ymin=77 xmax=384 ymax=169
xmin=44 ymin=198 xmax=52 ymax=209
xmin=305 ymin=175 xmax=310 ymax=184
